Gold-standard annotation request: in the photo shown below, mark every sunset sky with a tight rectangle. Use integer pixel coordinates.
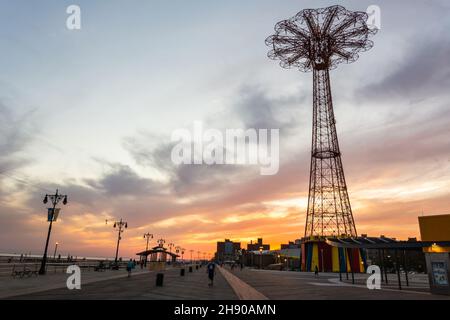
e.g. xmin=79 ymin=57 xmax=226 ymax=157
xmin=1 ymin=0 xmax=449 ymax=259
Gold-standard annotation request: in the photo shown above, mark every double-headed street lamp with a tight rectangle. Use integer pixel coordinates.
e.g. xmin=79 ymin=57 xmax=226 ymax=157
xmin=157 ymin=238 xmax=165 ymax=247
xmin=168 ymin=243 xmax=174 ymax=254
xmin=39 ymin=189 xmax=68 ymax=275
xmin=112 ymin=219 xmax=128 ymax=264
xmin=144 ymin=233 xmax=153 ymax=251
xmin=143 ymin=233 xmax=153 ymax=266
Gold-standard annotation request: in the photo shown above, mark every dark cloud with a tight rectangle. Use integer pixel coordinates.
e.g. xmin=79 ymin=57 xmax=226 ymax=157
xmin=356 ymin=39 xmax=450 ymax=102
xmin=232 ymin=85 xmax=305 ymax=131
xmin=123 ymin=84 xmax=307 ymax=199
xmin=0 ymin=101 xmax=34 ymax=175
xmin=85 ymin=163 xmax=163 ymax=197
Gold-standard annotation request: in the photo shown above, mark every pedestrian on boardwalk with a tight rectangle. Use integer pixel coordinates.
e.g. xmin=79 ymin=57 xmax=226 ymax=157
xmin=314 ymin=265 xmax=319 ymax=277
xmin=207 ymin=261 xmax=216 ymax=286
xmin=127 ymin=259 xmax=134 ymax=277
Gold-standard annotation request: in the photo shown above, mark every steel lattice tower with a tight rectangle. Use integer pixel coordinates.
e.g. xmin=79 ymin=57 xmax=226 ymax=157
xmin=266 ymin=6 xmax=376 ymax=238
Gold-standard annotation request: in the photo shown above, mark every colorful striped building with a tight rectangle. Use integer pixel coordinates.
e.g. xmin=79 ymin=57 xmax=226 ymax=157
xmin=301 ymin=238 xmax=367 ymax=273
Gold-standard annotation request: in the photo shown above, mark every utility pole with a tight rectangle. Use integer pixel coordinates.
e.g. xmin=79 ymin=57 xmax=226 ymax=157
xmin=111 ymin=218 xmax=128 ymax=264
xmin=39 ymin=189 xmax=68 ymax=275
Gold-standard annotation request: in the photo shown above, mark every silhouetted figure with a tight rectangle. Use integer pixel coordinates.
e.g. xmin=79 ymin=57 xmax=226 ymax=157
xmin=127 ymin=259 xmax=134 ymax=277
xmin=314 ymin=265 xmax=319 ymax=277
xmin=207 ymin=261 xmax=216 ymax=286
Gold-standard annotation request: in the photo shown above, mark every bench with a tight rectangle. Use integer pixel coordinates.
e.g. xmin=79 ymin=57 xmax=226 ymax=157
xmin=12 ymin=265 xmax=39 ymax=278
xmin=94 ymin=262 xmax=107 ymax=272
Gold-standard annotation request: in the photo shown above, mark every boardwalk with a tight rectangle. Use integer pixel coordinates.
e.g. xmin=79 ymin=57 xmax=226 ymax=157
xmin=6 ymin=266 xmax=237 ymax=300
xmin=224 ymin=267 xmax=450 ymax=300
xmin=2 ymin=265 xmax=450 ymax=300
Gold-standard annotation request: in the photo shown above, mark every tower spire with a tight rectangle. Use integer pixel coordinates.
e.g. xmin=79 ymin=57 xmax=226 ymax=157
xmin=266 ymin=5 xmax=376 ymax=238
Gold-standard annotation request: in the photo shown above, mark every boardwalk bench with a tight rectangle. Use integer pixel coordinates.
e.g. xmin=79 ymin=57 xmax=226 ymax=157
xmin=11 ymin=265 xmax=39 ymax=278
xmin=94 ymin=262 xmax=107 ymax=272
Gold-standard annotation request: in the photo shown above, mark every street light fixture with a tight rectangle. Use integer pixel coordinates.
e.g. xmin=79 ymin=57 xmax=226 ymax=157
xmin=157 ymin=238 xmax=166 ymax=247
xmin=143 ymin=233 xmax=153 ymax=266
xmin=39 ymin=189 xmax=68 ymax=275
xmin=53 ymin=242 xmax=59 ymax=260
xmin=259 ymin=246 xmax=263 ymax=270
xmin=111 ymin=218 xmax=128 ymax=264
xmin=190 ymin=250 xmax=194 ymax=263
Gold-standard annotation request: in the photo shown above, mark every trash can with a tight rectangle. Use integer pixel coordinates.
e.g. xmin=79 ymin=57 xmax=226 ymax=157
xmin=189 ymin=266 xmax=193 ymax=273
xmin=156 ymin=273 xmax=164 ymax=286
xmin=180 ymin=268 xmax=185 ymax=276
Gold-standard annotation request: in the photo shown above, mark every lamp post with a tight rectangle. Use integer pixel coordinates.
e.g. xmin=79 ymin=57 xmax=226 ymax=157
xmin=144 ymin=233 xmax=153 ymax=251
xmin=168 ymin=243 xmax=174 ymax=254
xmin=259 ymin=247 xmax=263 ymax=269
xmin=156 ymin=238 xmax=165 ymax=262
xmin=175 ymin=246 xmax=180 ymax=262
xmin=190 ymin=250 xmax=194 ymax=264
xmin=143 ymin=233 xmax=153 ymax=266
xmin=53 ymin=242 xmax=59 ymax=260
xmin=39 ymin=189 xmax=68 ymax=275
xmin=112 ymin=219 xmax=128 ymax=264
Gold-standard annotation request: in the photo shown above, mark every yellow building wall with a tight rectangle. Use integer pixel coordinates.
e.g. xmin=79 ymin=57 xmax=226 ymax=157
xmin=311 ymin=243 xmax=319 ymax=271
xmin=332 ymin=247 xmax=340 ymax=272
xmin=419 ymin=214 xmax=450 ymax=241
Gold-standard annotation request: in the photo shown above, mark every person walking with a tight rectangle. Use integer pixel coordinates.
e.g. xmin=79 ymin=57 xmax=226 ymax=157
xmin=206 ymin=261 xmax=216 ymax=287
xmin=314 ymin=265 xmax=319 ymax=277
xmin=127 ymin=259 xmax=134 ymax=278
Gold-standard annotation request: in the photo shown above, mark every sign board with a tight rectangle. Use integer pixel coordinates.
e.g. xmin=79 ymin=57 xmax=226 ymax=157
xmin=47 ymin=208 xmax=61 ymax=222
xmin=432 ymin=262 xmax=449 ymax=286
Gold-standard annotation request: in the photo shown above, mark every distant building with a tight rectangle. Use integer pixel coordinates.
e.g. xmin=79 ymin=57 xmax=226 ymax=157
xmin=281 ymin=239 xmax=301 ymax=250
xmin=247 ymin=238 xmax=270 ymax=251
xmin=216 ymin=239 xmax=241 ymax=262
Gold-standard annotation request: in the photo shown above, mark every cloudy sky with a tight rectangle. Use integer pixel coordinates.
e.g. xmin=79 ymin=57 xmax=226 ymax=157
xmin=1 ymin=0 xmax=449 ymax=258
